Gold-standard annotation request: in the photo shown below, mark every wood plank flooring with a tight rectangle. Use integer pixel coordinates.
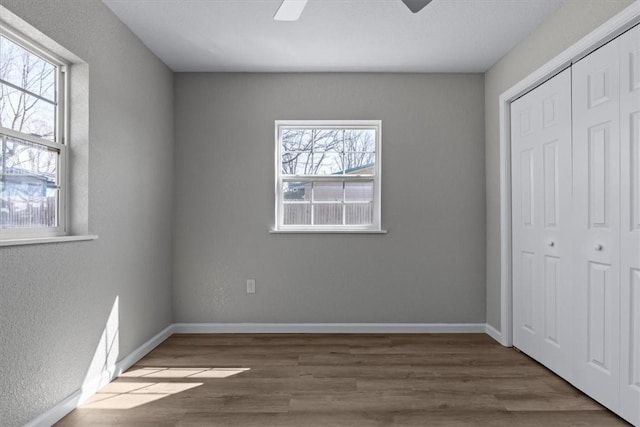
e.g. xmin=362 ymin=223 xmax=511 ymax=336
xmin=56 ymin=334 xmax=629 ymax=426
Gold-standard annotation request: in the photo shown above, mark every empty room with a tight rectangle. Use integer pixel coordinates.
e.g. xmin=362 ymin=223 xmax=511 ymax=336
xmin=0 ymin=0 xmax=639 ymax=425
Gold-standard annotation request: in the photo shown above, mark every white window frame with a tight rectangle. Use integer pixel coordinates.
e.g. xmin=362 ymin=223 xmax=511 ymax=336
xmin=0 ymin=24 xmax=69 ymax=240
xmin=274 ymin=120 xmax=382 ymax=233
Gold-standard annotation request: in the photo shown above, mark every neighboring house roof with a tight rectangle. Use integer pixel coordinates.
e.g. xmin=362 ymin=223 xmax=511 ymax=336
xmin=1 ymin=167 xmax=56 ymax=201
xmin=287 ymin=163 xmax=375 ymax=189
xmin=340 ymin=163 xmax=374 ymax=175
xmin=2 ymin=167 xmax=56 ymax=184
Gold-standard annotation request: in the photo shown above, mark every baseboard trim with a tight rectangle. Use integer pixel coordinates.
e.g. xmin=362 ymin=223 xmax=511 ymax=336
xmin=25 ymin=324 xmax=173 ymax=427
xmin=485 ymin=323 xmax=506 ymax=346
xmin=172 ymin=322 xmax=487 ymax=334
xmin=23 ymin=389 xmax=82 ymax=427
xmin=113 ymin=324 xmax=174 ymax=377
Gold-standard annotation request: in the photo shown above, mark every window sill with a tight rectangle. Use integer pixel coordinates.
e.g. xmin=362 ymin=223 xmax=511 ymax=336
xmin=0 ymin=234 xmax=98 ymax=247
xmin=270 ymin=229 xmax=387 ymax=234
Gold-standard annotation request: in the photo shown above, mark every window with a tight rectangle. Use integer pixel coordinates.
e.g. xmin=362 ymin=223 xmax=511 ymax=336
xmin=274 ymin=120 xmax=382 ymax=232
xmin=0 ymin=26 xmax=68 ymax=240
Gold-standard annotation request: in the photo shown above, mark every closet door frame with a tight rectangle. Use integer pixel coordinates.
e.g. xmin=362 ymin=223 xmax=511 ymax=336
xmin=496 ymin=2 xmax=640 ymax=349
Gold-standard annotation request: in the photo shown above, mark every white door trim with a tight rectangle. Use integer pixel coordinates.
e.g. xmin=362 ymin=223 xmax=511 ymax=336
xmin=498 ymin=1 xmax=640 ymax=347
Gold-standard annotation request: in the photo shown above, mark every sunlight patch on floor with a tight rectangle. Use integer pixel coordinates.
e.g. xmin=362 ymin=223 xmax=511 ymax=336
xmin=81 ymin=382 xmax=202 ymax=409
xmin=78 ymin=367 xmax=252 ymax=410
xmin=120 ymin=367 xmax=250 ymax=379
xmin=81 ymin=392 xmax=171 ymax=410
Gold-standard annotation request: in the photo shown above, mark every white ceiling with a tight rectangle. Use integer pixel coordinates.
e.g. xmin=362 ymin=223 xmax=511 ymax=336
xmin=102 ymin=0 xmax=566 ymax=73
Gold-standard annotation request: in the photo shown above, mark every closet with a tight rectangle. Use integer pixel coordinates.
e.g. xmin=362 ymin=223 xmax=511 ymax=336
xmin=511 ymin=23 xmax=639 ymax=425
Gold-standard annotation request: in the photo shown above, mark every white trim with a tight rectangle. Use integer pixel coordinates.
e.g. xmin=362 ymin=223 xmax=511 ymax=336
xmin=485 ymin=323 xmax=505 ymax=346
xmin=0 ymin=22 xmax=68 ymax=67
xmin=274 ymin=0 xmax=308 ymax=21
xmin=24 ymin=325 xmax=173 ymax=427
xmin=0 ymin=234 xmax=97 ymax=247
xmin=274 ymin=120 xmax=382 ymax=128
xmin=274 ymin=120 xmax=382 ymax=233
xmin=269 ymin=229 xmax=387 ymax=234
xmin=172 ymin=323 xmax=486 ymax=334
xmin=110 ymin=325 xmax=174 ymax=380
xmin=498 ymin=2 xmax=640 ymax=347
xmin=0 ymin=127 xmax=62 ymax=150
xmin=24 ymin=390 xmax=82 ymax=427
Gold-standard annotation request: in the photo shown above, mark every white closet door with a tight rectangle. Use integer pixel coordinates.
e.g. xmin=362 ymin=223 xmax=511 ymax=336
xmin=511 ymin=68 xmax=573 ymax=380
xmin=619 ymin=23 xmax=640 ymax=426
xmin=572 ymin=36 xmax=621 ymax=410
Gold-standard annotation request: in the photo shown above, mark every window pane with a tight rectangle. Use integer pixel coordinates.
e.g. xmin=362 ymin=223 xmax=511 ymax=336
xmin=344 ymin=152 xmax=375 ymax=173
xmin=314 ymin=204 xmax=342 ymax=225
xmin=1 ymin=135 xmax=58 ymax=228
xmin=344 ymin=129 xmax=375 ymax=152
xmin=283 ymin=151 xmax=344 ymax=175
xmin=345 ymin=181 xmax=373 ymax=202
xmin=312 ymin=129 xmax=343 ymax=152
xmin=0 ymin=36 xmax=56 ymax=102
xmin=281 ymin=128 xmax=313 ymax=152
xmin=280 ymin=127 xmax=377 ymax=176
xmin=312 ymin=151 xmax=343 ymax=175
xmin=283 ymin=204 xmax=310 ymax=225
xmin=345 ymin=203 xmax=373 ymax=225
xmin=0 ymin=83 xmax=56 ymax=140
xmin=283 ymin=181 xmax=309 ymax=201
xmin=282 ymin=151 xmax=312 ymax=175
xmin=313 ymin=181 xmax=342 ymax=202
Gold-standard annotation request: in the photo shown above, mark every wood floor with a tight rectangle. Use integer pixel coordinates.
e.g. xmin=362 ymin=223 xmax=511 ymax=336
xmin=57 ymin=334 xmax=628 ymax=426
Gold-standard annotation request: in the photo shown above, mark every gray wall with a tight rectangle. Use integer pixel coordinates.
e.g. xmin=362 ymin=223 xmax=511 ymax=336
xmin=0 ymin=1 xmax=174 ymax=425
xmin=484 ymin=0 xmax=633 ymax=331
xmin=174 ymin=73 xmax=486 ymax=324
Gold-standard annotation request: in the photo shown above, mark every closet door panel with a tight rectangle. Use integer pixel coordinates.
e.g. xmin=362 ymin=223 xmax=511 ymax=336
xmin=619 ymin=23 xmax=640 ymax=426
xmin=538 ymin=71 xmax=573 ymax=379
xmin=572 ymin=36 xmax=621 ymax=410
xmin=512 ymin=93 xmax=542 ymax=360
xmin=511 ymin=68 xmax=572 ymax=379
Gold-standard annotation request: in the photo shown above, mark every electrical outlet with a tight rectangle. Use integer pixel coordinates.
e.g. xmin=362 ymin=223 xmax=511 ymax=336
xmin=246 ymin=279 xmax=256 ymax=294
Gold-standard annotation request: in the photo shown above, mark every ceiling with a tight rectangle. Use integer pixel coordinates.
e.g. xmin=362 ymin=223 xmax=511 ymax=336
xmin=102 ymin=0 xmax=566 ymax=73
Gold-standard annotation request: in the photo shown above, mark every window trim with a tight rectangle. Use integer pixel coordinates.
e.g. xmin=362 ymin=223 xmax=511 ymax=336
xmin=274 ymin=119 xmax=382 ymax=233
xmin=0 ymin=23 xmax=69 ymax=240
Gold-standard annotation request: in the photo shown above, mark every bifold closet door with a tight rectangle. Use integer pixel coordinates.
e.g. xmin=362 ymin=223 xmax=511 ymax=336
xmin=619 ymin=23 xmax=640 ymax=425
xmin=511 ymin=68 xmax=573 ymax=380
xmin=572 ymin=35 xmax=621 ymax=411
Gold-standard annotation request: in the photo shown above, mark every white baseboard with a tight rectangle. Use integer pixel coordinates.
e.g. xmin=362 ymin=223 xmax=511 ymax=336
xmin=485 ymin=323 xmax=507 ymax=346
xmin=172 ymin=322 xmax=487 ymax=334
xmin=113 ymin=325 xmax=174 ymax=378
xmin=24 ymin=389 xmax=82 ymax=427
xmin=25 ymin=324 xmax=173 ymax=427
xmin=25 ymin=322 xmax=497 ymax=426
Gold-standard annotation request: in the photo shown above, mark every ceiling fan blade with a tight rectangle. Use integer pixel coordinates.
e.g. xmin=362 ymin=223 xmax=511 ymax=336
xmin=274 ymin=0 xmax=308 ymax=21
xmin=400 ymin=0 xmax=433 ymax=13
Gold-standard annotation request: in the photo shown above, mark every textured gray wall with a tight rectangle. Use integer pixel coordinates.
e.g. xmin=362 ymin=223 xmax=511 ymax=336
xmin=0 ymin=1 xmax=174 ymax=425
xmin=173 ymin=73 xmax=485 ymax=324
xmin=484 ymin=0 xmax=633 ymax=331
